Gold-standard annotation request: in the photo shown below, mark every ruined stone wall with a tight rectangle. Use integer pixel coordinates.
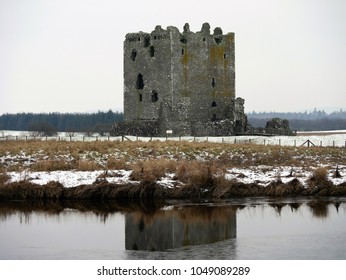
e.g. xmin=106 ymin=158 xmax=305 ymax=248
xmin=124 ymin=26 xmax=173 ymax=123
xmin=122 ymin=23 xmax=246 ymax=137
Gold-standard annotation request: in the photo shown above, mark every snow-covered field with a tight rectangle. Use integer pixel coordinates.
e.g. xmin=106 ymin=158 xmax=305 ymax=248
xmin=1 ymin=130 xmax=345 ymax=189
xmin=1 ymin=130 xmax=346 ymax=147
xmin=5 ymin=165 xmax=345 ymax=189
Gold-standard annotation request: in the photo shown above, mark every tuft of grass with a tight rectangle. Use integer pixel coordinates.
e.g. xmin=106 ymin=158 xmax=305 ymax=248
xmin=0 ymin=172 xmax=10 ymax=187
xmin=307 ymin=166 xmax=333 ymax=189
xmin=130 ymin=158 xmax=177 ymax=182
xmin=76 ymin=160 xmax=101 ymax=171
xmin=106 ymin=158 xmax=128 ymax=170
xmin=1 ymin=140 xmax=345 ymax=176
xmin=175 ymin=160 xmax=214 ymax=188
xmin=311 ymin=167 xmax=328 ymax=181
xmin=32 ymin=160 xmax=73 ymax=172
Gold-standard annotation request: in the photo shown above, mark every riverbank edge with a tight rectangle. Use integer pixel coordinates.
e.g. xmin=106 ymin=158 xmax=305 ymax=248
xmin=1 ymin=176 xmax=346 ymax=201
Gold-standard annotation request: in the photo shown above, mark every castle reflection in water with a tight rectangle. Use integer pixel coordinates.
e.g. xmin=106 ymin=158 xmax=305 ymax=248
xmin=125 ymin=205 xmax=236 ymax=251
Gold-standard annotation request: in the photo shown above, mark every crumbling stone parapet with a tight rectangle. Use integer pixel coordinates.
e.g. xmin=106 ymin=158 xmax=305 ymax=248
xmin=114 ymin=23 xmax=249 ymax=137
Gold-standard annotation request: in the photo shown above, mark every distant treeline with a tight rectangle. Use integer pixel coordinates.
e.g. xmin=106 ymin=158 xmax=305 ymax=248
xmin=247 ymin=109 xmax=346 ymax=131
xmin=248 ymin=118 xmax=346 ymax=131
xmin=1 ymin=109 xmax=345 ymax=133
xmin=247 ymin=109 xmax=346 ymax=120
xmin=0 ymin=110 xmax=124 ymax=134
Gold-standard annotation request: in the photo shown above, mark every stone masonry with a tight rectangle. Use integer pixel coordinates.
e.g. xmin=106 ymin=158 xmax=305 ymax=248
xmin=113 ymin=23 xmax=249 ymax=136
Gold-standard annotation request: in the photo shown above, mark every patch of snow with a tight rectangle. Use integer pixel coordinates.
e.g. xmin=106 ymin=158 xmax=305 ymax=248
xmin=225 ymin=165 xmax=346 ymax=187
xmin=1 ymin=130 xmax=346 ymax=147
xmin=157 ymin=173 xmax=180 ymax=189
xmin=6 ymin=166 xmax=345 ymax=189
xmin=6 ymin=169 xmax=137 ymax=188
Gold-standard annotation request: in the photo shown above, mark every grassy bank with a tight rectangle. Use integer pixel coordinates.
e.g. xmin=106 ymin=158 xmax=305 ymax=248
xmin=0 ymin=140 xmax=345 ymax=200
xmin=1 ymin=139 xmax=345 ymax=170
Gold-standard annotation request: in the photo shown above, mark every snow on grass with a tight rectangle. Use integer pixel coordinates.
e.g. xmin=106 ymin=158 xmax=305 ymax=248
xmin=1 ymin=131 xmax=345 ymax=188
xmin=225 ymin=165 xmax=346 ymax=186
xmin=5 ymin=165 xmax=345 ymax=188
xmin=7 ymin=170 xmax=136 ymax=188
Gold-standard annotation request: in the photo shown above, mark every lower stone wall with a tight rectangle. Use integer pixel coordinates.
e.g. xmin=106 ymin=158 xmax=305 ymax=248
xmin=111 ymin=119 xmax=238 ymax=137
xmin=111 ymin=120 xmax=159 ymax=137
xmin=191 ymin=120 xmax=235 ymax=136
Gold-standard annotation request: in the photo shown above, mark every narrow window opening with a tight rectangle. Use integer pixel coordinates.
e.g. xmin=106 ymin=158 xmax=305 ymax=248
xmin=139 ymin=94 xmax=142 ymax=102
xmin=138 ymin=37 xmax=141 ymax=41
xmin=224 ymin=53 xmax=227 ymax=59
xmin=181 ymin=48 xmax=184 ymax=55
xmin=212 ymin=78 xmax=216 ymax=88
xmin=136 ymin=74 xmax=144 ymax=89
xmin=180 ymin=37 xmax=187 ymax=44
xmin=211 ymin=101 xmax=217 ymax=107
xmin=138 ymin=219 xmax=145 ymax=232
xmin=203 ymin=38 xmax=206 ymax=41
xmin=214 ymin=37 xmax=223 ymax=44
xmin=130 ymin=49 xmax=137 ymax=61
xmin=154 ymin=35 xmax=157 ymax=40
xmin=150 ymin=46 xmax=155 ymax=57
xmin=151 ymin=90 xmax=158 ymax=102
xmin=144 ymin=37 xmax=150 ymax=48
xmin=212 ymin=114 xmax=217 ymax=121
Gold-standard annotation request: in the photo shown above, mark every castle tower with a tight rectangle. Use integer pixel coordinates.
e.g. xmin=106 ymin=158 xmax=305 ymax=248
xmin=121 ymin=23 xmax=247 ymax=136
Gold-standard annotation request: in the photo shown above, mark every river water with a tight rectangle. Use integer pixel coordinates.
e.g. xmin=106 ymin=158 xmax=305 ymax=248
xmin=0 ymin=197 xmax=345 ymax=260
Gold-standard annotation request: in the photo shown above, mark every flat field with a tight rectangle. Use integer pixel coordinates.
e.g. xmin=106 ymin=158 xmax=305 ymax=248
xmin=0 ymin=139 xmax=345 ymax=199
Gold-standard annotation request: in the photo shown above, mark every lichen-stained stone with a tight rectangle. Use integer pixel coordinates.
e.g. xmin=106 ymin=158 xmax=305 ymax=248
xmin=118 ymin=23 xmax=249 ymax=136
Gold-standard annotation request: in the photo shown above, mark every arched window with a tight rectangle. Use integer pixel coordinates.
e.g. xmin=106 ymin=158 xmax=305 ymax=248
xmin=211 ymin=101 xmax=217 ymax=107
xmin=136 ymin=74 xmax=144 ymax=89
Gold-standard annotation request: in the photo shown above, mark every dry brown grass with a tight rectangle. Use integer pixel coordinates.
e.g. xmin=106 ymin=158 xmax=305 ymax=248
xmin=175 ymin=160 xmax=214 ymax=187
xmin=32 ymin=159 xmax=74 ymax=171
xmin=0 ymin=180 xmax=64 ymax=200
xmin=76 ymin=160 xmax=101 ymax=171
xmin=212 ymin=174 xmax=235 ymax=198
xmin=311 ymin=167 xmax=328 ymax=182
xmin=1 ymin=140 xmax=345 ymax=174
xmin=0 ymin=172 xmax=10 ymax=187
xmin=307 ymin=166 xmax=333 ymax=190
xmin=130 ymin=158 xmax=177 ymax=181
xmin=106 ymin=157 xmax=128 ymax=170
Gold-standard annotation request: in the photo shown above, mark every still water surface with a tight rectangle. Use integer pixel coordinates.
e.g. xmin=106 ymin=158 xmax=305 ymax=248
xmin=0 ymin=198 xmax=345 ymax=259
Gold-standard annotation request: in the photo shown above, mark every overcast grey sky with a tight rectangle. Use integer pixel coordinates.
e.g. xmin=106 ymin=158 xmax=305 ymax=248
xmin=1 ymin=0 xmax=345 ymax=114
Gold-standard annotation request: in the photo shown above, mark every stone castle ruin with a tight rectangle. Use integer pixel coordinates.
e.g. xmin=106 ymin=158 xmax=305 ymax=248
xmin=112 ymin=23 xmax=291 ymax=137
